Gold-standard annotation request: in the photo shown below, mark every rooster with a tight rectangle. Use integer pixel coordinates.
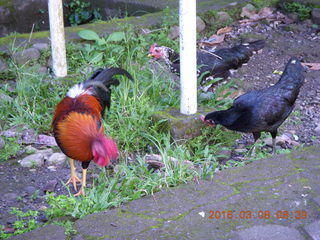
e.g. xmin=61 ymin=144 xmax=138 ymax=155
xmin=201 ymin=57 xmax=305 ymax=155
xmin=52 ymin=67 xmax=133 ymax=196
xmin=148 ymin=40 xmax=265 ymax=82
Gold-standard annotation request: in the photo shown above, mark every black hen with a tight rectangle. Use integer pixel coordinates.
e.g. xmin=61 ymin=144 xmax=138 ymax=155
xmin=201 ymin=57 xmax=305 ymax=154
xmin=148 ymin=40 xmax=265 ymax=81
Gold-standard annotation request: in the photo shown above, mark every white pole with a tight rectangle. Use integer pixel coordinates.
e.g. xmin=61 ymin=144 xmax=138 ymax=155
xmin=48 ymin=0 xmax=67 ymax=77
xmin=179 ymin=0 xmax=197 ymax=115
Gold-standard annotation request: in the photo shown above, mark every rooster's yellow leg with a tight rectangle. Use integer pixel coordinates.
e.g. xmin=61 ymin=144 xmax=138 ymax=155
xmin=74 ymin=168 xmax=87 ymax=196
xmin=66 ymin=158 xmax=81 ymax=191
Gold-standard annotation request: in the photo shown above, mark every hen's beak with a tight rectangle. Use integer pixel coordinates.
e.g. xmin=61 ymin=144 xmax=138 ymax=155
xmin=148 ymin=53 xmax=152 ymax=57
xmin=200 ymin=115 xmax=216 ymax=127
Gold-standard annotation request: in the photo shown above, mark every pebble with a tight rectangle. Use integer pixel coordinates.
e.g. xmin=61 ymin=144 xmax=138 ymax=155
xmin=20 ymin=153 xmax=44 ymax=168
xmin=234 ymin=148 xmax=247 ymax=153
xmin=23 ymin=186 xmax=36 ymax=195
xmin=315 ymin=126 xmax=320 ymax=135
xmin=36 ymin=148 xmax=54 ymax=160
xmin=47 ymin=152 xmax=67 ymax=166
xmin=43 ymin=179 xmax=58 ymax=193
xmin=4 ymin=193 xmax=18 ymax=202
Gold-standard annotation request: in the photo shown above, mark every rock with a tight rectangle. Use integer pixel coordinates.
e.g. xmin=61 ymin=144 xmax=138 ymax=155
xmin=264 ymin=134 xmax=299 ymax=148
xmin=240 ymin=4 xmax=257 ymax=19
xmin=234 ymin=148 xmax=247 ymax=153
xmin=47 ymin=152 xmax=66 ymax=165
xmin=20 ymin=128 xmax=37 ymax=144
xmin=38 ymin=66 xmax=48 ymax=74
xmin=237 ymin=225 xmax=304 ymax=240
xmin=0 ymin=92 xmax=13 ymax=102
xmin=315 ymin=126 xmax=320 ymax=135
xmin=303 ymin=220 xmax=320 ymax=240
xmin=25 ymin=145 xmax=36 ymax=154
xmin=216 ymin=11 xmax=232 ymax=23
xmin=32 ymin=43 xmax=49 ymax=51
xmin=0 ymin=58 xmax=8 ymax=71
xmin=144 ymin=154 xmax=194 ymax=170
xmin=0 ymin=130 xmax=17 ymax=138
xmin=43 ymin=179 xmax=58 ymax=193
xmin=36 ymin=148 xmax=54 ymax=160
xmin=23 ymin=186 xmax=36 ymax=195
xmin=217 ymin=149 xmax=232 ymax=162
xmin=0 ymin=136 xmax=5 ymax=150
xmin=4 ymin=192 xmax=18 ymax=202
xmin=36 ymin=134 xmax=57 ymax=146
xmin=20 ymin=153 xmax=44 ymax=168
xmin=287 ymin=13 xmax=299 ymax=23
xmin=312 ymin=8 xmax=320 ymax=25
xmin=196 ymin=16 xmax=206 ymax=33
xmin=9 ymin=224 xmax=66 ymax=240
xmin=12 ymin=48 xmax=41 ymax=65
xmin=168 ymin=25 xmax=179 ymax=40
xmin=152 ymin=107 xmax=210 ymax=140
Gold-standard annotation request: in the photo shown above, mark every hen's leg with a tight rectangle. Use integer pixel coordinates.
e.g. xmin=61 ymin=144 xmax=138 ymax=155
xmin=74 ymin=161 xmax=90 ymax=196
xmin=270 ymin=131 xmax=277 ymax=155
xmin=251 ymin=132 xmax=261 ymax=157
xmin=66 ymin=158 xmax=81 ymax=191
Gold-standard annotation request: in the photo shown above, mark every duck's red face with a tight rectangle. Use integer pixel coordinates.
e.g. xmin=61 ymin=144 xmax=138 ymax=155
xmin=148 ymin=43 xmax=165 ymax=59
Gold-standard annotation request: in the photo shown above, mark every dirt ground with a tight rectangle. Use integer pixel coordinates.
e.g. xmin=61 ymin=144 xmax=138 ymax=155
xmin=0 ymin=19 xmax=320 ymax=231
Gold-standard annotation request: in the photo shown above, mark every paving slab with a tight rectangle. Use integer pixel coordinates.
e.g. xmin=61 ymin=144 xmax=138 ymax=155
xmin=71 ymin=145 xmax=320 ymax=240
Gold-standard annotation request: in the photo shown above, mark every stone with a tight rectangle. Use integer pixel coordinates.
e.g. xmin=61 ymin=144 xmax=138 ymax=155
xmin=36 ymin=148 xmax=54 ymax=160
xmin=0 ymin=92 xmax=13 ymax=102
xmin=168 ymin=25 xmax=179 ymax=40
xmin=20 ymin=128 xmax=37 ymax=144
xmin=9 ymin=224 xmax=66 ymax=240
xmin=217 ymin=149 xmax=232 ymax=162
xmin=20 ymin=153 xmax=44 ymax=168
xmin=287 ymin=13 xmax=299 ymax=23
xmin=4 ymin=192 xmax=18 ymax=202
xmin=12 ymin=48 xmax=41 ymax=65
xmin=196 ymin=16 xmax=206 ymax=33
xmin=241 ymin=4 xmax=257 ymax=19
xmin=151 ymin=107 xmax=210 ymax=140
xmin=312 ymin=8 xmax=320 ymax=25
xmin=314 ymin=125 xmax=320 ymax=135
xmin=25 ymin=145 xmax=36 ymax=154
xmin=47 ymin=152 xmax=67 ymax=165
xmin=0 ymin=130 xmax=17 ymax=138
xmin=237 ymin=225 xmax=304 ymax=240
xmin=43 ymin=179 xmax=58 ymax=193
xmin=0 ymin=136 xmax=5 ymax=150
xmin=36 ymin=134 xmax=57 ymax=146
xmin=0 ymin=58 xmax=8 ymax=71
xmin=216 ymin=11 xmax=232 ymax=23
xmin=304 ymin=220 xmax=320 ymax=240
xmin=32 ymin=43 xmax=49 ymax=51
xmin=23 ymin=186 xmax=36 ymax=195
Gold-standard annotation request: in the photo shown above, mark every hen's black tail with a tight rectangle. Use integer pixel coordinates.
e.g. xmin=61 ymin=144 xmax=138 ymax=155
xmin=84 ymin=67 xmax=133 ymax=112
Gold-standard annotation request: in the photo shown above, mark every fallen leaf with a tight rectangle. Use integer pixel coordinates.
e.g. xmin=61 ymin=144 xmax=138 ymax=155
xmin=216 ymin=26 xmax=232 ymax=35
xmin=301 ymin=62 xmax=320 ymax=70
xmin=200 ymin=34 xmax=225 ymax=47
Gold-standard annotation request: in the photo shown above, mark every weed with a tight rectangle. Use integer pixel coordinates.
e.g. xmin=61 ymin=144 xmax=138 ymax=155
xmin=64 ymin=0 xmax=101 ymax=26
xmin=283 ymin=1 xmax=312 ymax=20
xmin=0 ymin=137 xmax=20 ymax=161
xmin=0 ymin=208 xmax=39 ymax=239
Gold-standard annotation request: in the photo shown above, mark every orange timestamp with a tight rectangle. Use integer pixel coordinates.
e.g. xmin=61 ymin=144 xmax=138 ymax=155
xmin=208 ymin=210 xmax=308 ymax=220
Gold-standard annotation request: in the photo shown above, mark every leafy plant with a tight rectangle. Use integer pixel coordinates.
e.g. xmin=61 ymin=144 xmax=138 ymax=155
xmin=283 ymin=1 xmax=312 ymax=20
xmin=0 ymin=137 xmax=20 ymax=161
xmin=64 ymin=0 xmax=101 ymax=26
xmin=0 ymin=208 xmax=39 ymax=239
